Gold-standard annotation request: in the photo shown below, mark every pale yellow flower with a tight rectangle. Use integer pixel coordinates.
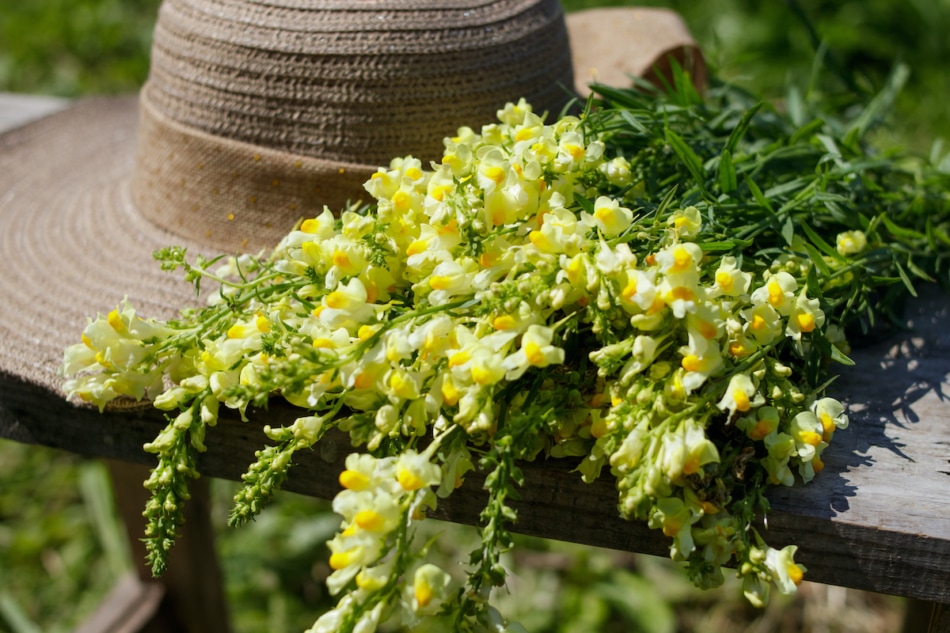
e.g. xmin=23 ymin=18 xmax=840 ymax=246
xmin=679 ymin=343 xmax=723 ymax=393
xmin=424 ymin=259 xmax=477 ymax=305
xmin=765 ymin=545 xmax=805 ymax=594
xmin=836 ymin=230 xmax=867 ymax=256
xmin=649 ymin=496 xmax=700 ymax=560
xmin=763 ymin=432 xmax=796 ymax=486
xmin=667 ymin=206 xmax=702 ymax=238
xmin=476 ymin=148 xmax=512 ymax=195
xmin=395 ymin=450 xmax=442 ymax=492
xmin=711 ymin=256 xmax=751 ymax=297
xmin=598 ymin=156 xmax=633 ymax=187
xmin=658 ymin=419 xmax=719 ymax=481
xmin=320 ymin=278 xmax=375 ymax=329
xmin=743 ymin=302 xmax=783 ymax=345
xmin=528 ymin=205 xmax=586 ymax=255
xmin=737 ymin=406 xmax=780 ymax=441
xmin=789 ymin=411 xmax=825 ymax=463
xmin=503 ymin=324 xmax=565 ymax=380
xmin=717 ymin=373 xmax=764 ymax=417
xmin=585 ymin=195 xmax=633 ymax=237
xmin=410 ymin=563 xmax=452 ymax=615
xmin=812 ymin=397 xmax=848 ymax=442
xmin=619 ymin=268 xmax=658 ymax=314
xmin=751 ymin=272 xmax=797 ymax=316
xmin=786 ymin=291 xmax=825 ymax=341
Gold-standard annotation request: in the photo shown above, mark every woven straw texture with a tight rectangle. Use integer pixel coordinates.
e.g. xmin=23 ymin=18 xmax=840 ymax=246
xmin=148 ymin=0 xmax=574 ymax=163
xmin=568 ymin=8 xmax=706 ymax=94
xmin=132 ymin=0 xmax=574 ymax=251
xmin=0 ymin=99 xmax=201 ymax=396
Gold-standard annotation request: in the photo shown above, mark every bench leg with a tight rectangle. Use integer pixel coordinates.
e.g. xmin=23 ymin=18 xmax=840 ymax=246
xmin=904 ymin=599 xmax=950 ymax=633
xmin=106 ymin=460 xmax=232 ymax=633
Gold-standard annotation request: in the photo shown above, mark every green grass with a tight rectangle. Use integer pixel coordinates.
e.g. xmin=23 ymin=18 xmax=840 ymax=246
xmin=0 ymin=1 xmax=943 ymax=631
xmin=0 ymin=443 xmax=128 ymax=632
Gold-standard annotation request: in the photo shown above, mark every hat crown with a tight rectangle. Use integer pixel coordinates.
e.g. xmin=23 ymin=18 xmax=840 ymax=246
xmin=145 ymin=0 xmax=575 ymax=166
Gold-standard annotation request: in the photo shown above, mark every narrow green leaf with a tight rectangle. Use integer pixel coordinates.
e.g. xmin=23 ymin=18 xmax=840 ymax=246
xmin=906 ymin=256 xmax=936 ymax=282
xmin=786 ymin=84 xmax=805 ymax=126
xmin=724 ymin=102 xmax=763 ymax=154
xmin=789 ymin=118 xmax=826 ymax=144
xmin=930 ymin=224 xmax=950 ymax=246
xmin=845 ymin=63 xmax=910 ymax=144
xmin=575 ymin=194 xmax=595 ymax=215
xmin=698 ymin=241 xmax=738 ymax=252
xmin=665 ymin=127 xmax=708 ymax=195
xmin=881 ymin=214 xmax=926 ymax=241
xmin=802 ymin=242 xmax=831 ymax=277
xmin=893 ymin=259 xmax=918 ymax=297
xmin=620 ymin=109 xmax=648 ymax=133
xmin=829 ymin=344 xmax=855 ymax=367
xmin=800 ymin=222 xmax=841 ymax=259
xmin=743 ymin=175 xmax=774 ymax=212
xmin=718 ymin=149 xmax=737 ymax=193
xmin=0 ymin=593 xmax=41 ymax=633
xmin=766 ymin=177 xmax=812 ymax=201
xmin=781 ymin=215 xmax=795 ymax=246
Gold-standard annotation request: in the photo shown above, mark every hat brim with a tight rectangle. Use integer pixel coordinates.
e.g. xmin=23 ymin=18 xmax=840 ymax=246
xmin=0 ymin=8 xmax=704 ymax=398
xmin=0 ymin=98 xmax=204 ymax=394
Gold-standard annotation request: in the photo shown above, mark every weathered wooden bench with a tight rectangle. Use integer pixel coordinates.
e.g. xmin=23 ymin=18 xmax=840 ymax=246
xmin=1 ymin=93 xmax=948 ymax=633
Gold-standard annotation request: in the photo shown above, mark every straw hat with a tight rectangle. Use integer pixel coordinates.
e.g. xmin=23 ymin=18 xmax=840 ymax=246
xmin=0 ymin=1 xmax=703 ymax=400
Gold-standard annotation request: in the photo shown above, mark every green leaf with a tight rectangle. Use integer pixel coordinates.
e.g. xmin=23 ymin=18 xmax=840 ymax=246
xmin=743 ymin=175 xmax=774 ymax=213
xmin=802 ymin=242 xmax=831 ymax=277
xmin=620 ymin=109 xmax=648 ymax=134
xmin=906 ymin=256 xmax=936 ymax=283
xmin=881 ymin=214 xmax=926 ymax=241
xmin=665 ymin=127 xmax=709 ymax=196
xmin=0 ymin=593 xmax=42 ymax=633
xmin=829 ymin=344 xmax=855 ymax=367
xmin=724 ymin=102 xmax=763 ymax=154
xmin=718 ymin=149 xmax=737 ymax=193
xmin=575 ymin=194 xmax=595 ymax=216
xmin=893 ymin=259 xmax=918 ymax=297
xmin=699 ymin=241 xmax=740 ymax=252
xmin=781 ymin=215 xmax=795 ymax=246
xmin=800 ymin=222 xmax=841 ymax=259
xmin=789 ymin=117 xmax=826 ymax=144
xmin=845 ymin=63 xmax=910 ymax=145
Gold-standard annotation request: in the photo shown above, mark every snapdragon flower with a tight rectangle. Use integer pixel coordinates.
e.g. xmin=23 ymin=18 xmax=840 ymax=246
xmin=63 ymin=92 xmax=895 ymax=629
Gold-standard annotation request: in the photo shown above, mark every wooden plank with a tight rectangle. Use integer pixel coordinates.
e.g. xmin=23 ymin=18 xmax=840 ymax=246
xmin=72 ymin=573 xmax=164 ymax=633
xmin=2 ymin=289 xmax=949 ymax=604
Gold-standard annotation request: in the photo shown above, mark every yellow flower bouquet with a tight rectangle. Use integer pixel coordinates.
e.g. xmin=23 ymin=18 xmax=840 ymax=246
xmin=62 ymin=70 xmax=950 ymax=631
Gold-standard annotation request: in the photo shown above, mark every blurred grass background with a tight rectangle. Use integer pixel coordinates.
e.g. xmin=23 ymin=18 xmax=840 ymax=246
xmin=0 ymin=0 xmax=945 ymax=631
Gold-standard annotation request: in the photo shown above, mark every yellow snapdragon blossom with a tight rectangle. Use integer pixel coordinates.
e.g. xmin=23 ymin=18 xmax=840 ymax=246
xmin=503 ymin=324 xmax=565 ymax=380
xmin=836 ymin=229 xmax=867 ymax=256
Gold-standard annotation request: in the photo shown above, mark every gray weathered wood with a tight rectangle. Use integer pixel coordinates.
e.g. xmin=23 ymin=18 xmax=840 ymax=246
xmin=73 ymin=573 xmax=165 ymax=633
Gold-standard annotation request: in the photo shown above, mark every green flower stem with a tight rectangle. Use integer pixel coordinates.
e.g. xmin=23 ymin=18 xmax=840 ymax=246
xmin=141 ymin=391 xmax=212 ymax=576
